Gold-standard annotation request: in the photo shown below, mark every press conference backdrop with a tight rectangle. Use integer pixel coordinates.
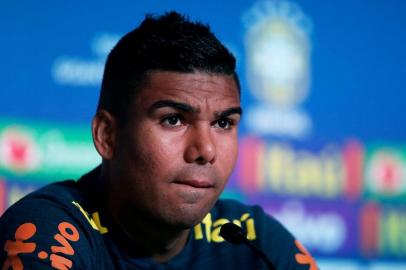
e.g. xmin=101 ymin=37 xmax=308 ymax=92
xmin=1 ymin=0 xmax=406 ymax=269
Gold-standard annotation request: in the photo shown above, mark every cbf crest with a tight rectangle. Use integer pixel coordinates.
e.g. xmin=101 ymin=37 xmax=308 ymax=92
xmin=243 ymin=1 xmax=313 ymax=138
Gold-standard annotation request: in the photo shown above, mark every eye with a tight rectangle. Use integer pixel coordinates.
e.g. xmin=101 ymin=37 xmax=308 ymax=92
xmin=214 ymin=118 xmax=233 ymax=129
xmin=161 ymin=115 xmax=182 ymax=127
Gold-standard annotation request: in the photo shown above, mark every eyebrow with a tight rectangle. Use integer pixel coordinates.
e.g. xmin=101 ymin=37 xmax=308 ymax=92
xmin=148 ymin=100 xmax=197 ymax=114
xmin=216 ymin=107 xmax=243 ymax=118
xmin=148 ymin=99 xmax=242 ymax=118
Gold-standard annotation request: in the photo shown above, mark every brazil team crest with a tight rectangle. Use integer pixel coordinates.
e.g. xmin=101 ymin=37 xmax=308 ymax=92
xmin=243 ymin=1 xmax=313 ymax=138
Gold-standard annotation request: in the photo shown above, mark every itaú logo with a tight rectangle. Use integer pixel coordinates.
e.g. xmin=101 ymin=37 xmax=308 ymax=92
xmin=235 ymin=137 xmax=363 ymax=199
xmin=0 ymin=127 xmax=41 ymax=173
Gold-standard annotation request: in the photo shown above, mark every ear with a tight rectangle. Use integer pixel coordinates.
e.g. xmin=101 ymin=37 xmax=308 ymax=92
xmin=92 ymin=110 xmax=117 ymax=160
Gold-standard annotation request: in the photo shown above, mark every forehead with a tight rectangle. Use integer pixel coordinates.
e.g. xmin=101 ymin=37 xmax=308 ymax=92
xmin=135 ymin=71 xmax=240 ymax=106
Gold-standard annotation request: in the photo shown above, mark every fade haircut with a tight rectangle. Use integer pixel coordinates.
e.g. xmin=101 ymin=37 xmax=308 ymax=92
xmin=97 ymin=11 xmax=239 ymax=124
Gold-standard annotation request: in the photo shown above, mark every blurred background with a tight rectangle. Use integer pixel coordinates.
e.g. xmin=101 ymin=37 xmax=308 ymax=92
xmin=1 ymin=0 xmax=406 ymax=269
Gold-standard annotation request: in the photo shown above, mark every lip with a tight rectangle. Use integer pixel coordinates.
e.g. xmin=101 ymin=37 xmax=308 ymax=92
xmin=172 ymin=179 xmax=214 ymax=188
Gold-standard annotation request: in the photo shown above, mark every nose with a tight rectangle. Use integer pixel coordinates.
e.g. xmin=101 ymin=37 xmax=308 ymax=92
xmin=184 ymin=125 xmax=216 ymax=165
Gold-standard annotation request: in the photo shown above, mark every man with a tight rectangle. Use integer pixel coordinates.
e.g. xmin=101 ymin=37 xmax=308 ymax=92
xmin=0 ymin=12 xmax=318 ymax=269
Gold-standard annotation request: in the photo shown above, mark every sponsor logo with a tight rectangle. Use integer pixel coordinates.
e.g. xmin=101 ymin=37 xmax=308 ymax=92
xmin=2 ymin=223 xmax=37 ymax=270
xmin=0 ymin=119 xmax=100 ymax=181
xmin=266 ymin=200 xmax=348 ymax=254
xmin=237 ymin=137 xmax=363 ymax=199
xmin=193 ymin=212 xmax=256 ymax=243
xmin=2 ymin=221 xmax=80 ymax=270
xmin=295 ymin=240 xmax=318 ymax=270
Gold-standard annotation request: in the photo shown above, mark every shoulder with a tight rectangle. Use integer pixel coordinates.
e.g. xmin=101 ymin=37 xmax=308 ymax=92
xmin=0 ymin=166 xmax=105 ymax=236
xmin=0 ymin=180 xmax=81 ymax=227
xmin=0 ymin=176 xmax=104 ymax=269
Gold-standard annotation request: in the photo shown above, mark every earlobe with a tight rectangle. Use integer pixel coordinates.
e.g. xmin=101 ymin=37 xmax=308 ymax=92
xmin=92 ymin=110 xmax=116 ymax=160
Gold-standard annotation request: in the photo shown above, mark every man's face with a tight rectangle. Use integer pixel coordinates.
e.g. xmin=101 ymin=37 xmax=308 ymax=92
xmin=110 ymin=71 xmax=241 ymax=228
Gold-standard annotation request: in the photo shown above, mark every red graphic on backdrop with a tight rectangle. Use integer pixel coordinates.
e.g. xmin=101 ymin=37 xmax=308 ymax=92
xmin=369 ymin=151 xmax=403 ymax=195
xmin=375 ymin=156 xmax=402 ymax=192
xmin=0 ymin=129 xmax=40 ymax=172
xmin=9 ymin=138 xmax=28 ymax=166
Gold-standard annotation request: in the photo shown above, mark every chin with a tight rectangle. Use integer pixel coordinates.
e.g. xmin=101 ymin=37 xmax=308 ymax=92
xmin=171 ymin=216 xmax=206 ymax=229
xmin=178 ymin=202 xmax=216 ymax=228
xmin=164 ymin=204 xmax=213 ymax=229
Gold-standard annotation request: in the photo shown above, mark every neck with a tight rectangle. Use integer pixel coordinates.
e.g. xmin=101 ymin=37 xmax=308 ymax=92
xmin=100 ymin=166 xmax=189 ymax=262
xmin=117 ymin=209 xmax=190 ymax=262
xmin=109 ymin=201 xmax=190 ymax=262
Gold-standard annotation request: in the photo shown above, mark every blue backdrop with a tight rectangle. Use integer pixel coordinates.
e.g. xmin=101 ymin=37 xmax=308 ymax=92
xmin=1 ymin=1 xmax=406 ymax=269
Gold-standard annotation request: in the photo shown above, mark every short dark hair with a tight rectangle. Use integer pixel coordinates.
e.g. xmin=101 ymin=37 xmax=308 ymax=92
xmin=97 ymin=11 xmax=239 ymax=123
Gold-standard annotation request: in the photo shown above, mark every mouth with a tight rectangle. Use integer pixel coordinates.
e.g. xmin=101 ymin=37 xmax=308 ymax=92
xmin=172 ymin=179 xmax=214 ymax=189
